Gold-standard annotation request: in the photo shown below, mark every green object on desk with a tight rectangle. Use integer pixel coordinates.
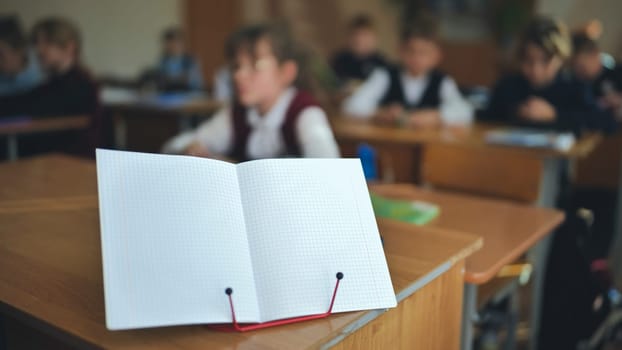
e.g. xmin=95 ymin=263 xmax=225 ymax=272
xmin=371 ymin=193 xmax=440 ymax=225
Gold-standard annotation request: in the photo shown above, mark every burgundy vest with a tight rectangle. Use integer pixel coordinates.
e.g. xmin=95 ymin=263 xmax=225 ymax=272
xmin=230 ymin=90 xmax=320 ymax=161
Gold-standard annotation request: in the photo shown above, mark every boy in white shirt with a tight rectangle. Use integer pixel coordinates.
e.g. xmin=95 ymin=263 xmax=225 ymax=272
xmin=342 ymin=13 xmax=473 ymax=128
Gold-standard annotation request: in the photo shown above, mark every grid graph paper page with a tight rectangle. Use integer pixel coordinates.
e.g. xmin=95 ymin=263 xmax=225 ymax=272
xmin=237 ymin=158 xmax=396 ymax=322
xmin=96 ymin=150 xmax=259 ymax=329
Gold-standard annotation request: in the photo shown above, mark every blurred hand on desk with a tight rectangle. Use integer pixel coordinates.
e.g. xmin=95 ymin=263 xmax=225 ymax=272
xmin=373 ymin=104 xmax=441 ymax=129
xmin=518 ymin=97 xmax=557 ymax=122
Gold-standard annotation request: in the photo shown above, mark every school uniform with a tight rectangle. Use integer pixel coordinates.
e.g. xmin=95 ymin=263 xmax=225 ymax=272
xmin=583 ymin=64 xmax=622 ymax=118
xmin=157 ymin=54 xmax=203 ymax=91
xmin=589 ymin=65 xmax=622 ymax=98
xmin=163 ymin=87 xmax=340 ymax=160
xmin=0 ymin=64 xmax=101 ymax=157
xmin=0 ymin=64 xmax=99 ymax=117
xmin=0 ymin=51 xmax=44 ymax=96
xmin=484 ymin=72 xmax=616 ymax=134
xmin=342 ymin=65 xmax=474 ymax=125
xmin=331 ymin=50 xmax=388 ymax=83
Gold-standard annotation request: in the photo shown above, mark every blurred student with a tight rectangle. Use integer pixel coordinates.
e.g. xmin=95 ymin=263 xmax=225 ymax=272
xmin=150 ymin=27 xmax=203 ymax=92
xmin=485 ymin=17 xmax=615 ymax=133
xmin=331 ymin=14 xmax=388 ymax=87
xmin=163 ymin=23 xmax=339 ymax=160
xmin=0 ymin=15 xmax=43 ymax=96
xmin=571 ymin=32 xmax=622 ymax=119
xmin=342 ymin=13 xmax=473 ymax=128
xmin=0 ymin=17 xmax=99 ymax=117
xmin=0 ymin=17 xmax=101 ymax=156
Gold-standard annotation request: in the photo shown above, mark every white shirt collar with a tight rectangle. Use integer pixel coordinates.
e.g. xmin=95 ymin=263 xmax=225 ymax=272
xmin=247 ymin=87 xmax=297 ymax=129
xmin=400 ymin=71 xmax=429 ymax=85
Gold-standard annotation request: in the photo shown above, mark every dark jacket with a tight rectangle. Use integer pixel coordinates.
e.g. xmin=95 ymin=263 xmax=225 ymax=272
xmin=484 ymin=72 xmax=616 ymax=134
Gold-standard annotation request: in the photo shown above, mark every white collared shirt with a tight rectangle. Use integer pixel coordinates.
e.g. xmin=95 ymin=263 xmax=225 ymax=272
xmin=342 ymin=68 xmax=474 ymax=126
xmin=163 ymin=88 xmax=340 ymax=159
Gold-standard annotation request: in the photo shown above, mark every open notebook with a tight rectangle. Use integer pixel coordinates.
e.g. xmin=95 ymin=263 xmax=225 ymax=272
xmin=96 ymin=149 xmax=396 ymax=330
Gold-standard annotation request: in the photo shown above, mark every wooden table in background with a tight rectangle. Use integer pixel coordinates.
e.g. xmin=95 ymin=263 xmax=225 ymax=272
xmin=332 ymin=118 xmax=600 ymax=186
xmin=371 ymin=184 xmax=565 ymax=349
xmin=0 ymin=116 xmax=90 ymax=162
xmin=0 ymin=155 xmax=481 ymax=349
xmin=332 ymin=118 xmax=600 ymax=160
xmin=333 ymin=118 xmax=600 ymax=350
xmin=103 ymin=91 xmax=221 ymax=152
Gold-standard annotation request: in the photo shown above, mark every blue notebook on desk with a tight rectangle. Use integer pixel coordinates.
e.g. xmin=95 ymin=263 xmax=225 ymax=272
xmin=485 ymin=128 xmax=576 ymax=151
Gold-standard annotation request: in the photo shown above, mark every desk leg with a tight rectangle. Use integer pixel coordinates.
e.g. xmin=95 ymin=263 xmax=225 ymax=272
xmin=113 ymin=114 xmax=127 ymax=150
xmin=7 ymin=135 xmax=17 ymax=162
xmin=528 ymin=158 xmax=563 ymax=350
xmin=461 ymin=283 xmax=478 ymax=350
xmin=612 ymin=146 xmax=622 ymax=288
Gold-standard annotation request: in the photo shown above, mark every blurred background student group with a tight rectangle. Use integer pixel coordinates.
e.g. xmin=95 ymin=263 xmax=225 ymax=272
xmin=2 ymin=0 xmax=622 ymax=349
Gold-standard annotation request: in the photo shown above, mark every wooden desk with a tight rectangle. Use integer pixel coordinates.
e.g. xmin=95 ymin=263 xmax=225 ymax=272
xmin=105 ymin=97 xmax=221 ymax=116
xmin=371 ymin=184 xmax=564 ymax=284
xmin=0 ymin=155 xmax=96 ymax=202
xmin=333 ymin=118 xmax=601 ymax=159
xmin=333 ymin=118 xmax=600 ymax=187
xmin=334 ymin=118 xmax=600 ymax=350
xmin=0 ymin=156 xmax=481 ymax=349
xmin=0 ymin=116 xmax=90 ymax=161
xmin=370 ymin=184 xmax=565 ymax=350
xmin=103 ymin=91 xmax=221 ymax=152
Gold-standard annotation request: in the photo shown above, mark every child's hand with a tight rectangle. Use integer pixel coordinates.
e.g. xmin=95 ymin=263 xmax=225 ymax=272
xmin=374 ymin=104 xmax=403 ymax=125
xmin=518 ymin=97 xmax=557 ymax=122
xmin=185 ymin=141 xmax=211 ymax=158
xmin=600 ymin=93 xmax=622 ymax=111
xmin=407 ymin=109 xmax=441 ymax=129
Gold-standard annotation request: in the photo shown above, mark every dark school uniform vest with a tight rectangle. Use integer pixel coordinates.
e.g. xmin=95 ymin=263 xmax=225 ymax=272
xmin=229 ymin=90 xmax=320 ymax=161
xmin=379 ymin=66 xmax=445 ymax=110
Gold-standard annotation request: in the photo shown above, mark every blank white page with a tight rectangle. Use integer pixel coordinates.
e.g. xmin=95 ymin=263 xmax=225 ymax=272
xmin=96 ymin=149 xmax=259 ymax=330
xmin=237 ymin=158 xmax=396 ymax=322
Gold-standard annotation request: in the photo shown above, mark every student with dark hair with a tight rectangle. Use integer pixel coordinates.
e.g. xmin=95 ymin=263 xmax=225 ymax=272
xmin=485 ymin=17 xmax=615 ymax=133
xmin=342 ymin=12 xmax=473 ymax=128
xmin=331 ymin=14 xmax=388 ymax=85
xmin=0 ymin=17 xmax=101 ymax=156
xmin=571 ymin=32 xmax=622 ymax=118
xmin=152 ymin=27 xmax=203 ymax=92
xmin=163 ymin=23 xmax=339 ymax=160
xmin=0 ymin=17 xmax=99 ymax=117
xmin=0 ymin=15 xmax=43 ymax=96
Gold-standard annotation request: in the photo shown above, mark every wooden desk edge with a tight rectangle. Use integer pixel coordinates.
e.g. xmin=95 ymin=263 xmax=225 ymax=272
xmin=105 ymin=100 xmax=222 ymax=115
xmin=0 ymin=300 xmax=97 ymax=349
xmin=332 ymin=118 xmax=603 ymax=160
xmin=464 ymin=211 xmax=565 ymax=284
xmin=0 ymin=115 xmax=90 ymax=136
xmin=321 ymin=234 xmax=481 ymax=349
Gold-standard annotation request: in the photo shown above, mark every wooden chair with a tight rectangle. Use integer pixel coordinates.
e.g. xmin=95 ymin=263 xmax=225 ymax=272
xmin=575 ymin=130 xmax=622 ymax=190
xmin=422 ymin=143 xmax=544 ymax=348
xmin=422 ymin=143 xmax=543 ymax=203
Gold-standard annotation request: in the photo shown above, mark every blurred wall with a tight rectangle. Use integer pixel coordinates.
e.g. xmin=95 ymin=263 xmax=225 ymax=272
xmin=239 ymin=0 xmax=499 ymax=87
xmin=240 ymin=0 xmax=400 ymax=60
xmin=0 ymin=0 xmax=182 ymax=78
